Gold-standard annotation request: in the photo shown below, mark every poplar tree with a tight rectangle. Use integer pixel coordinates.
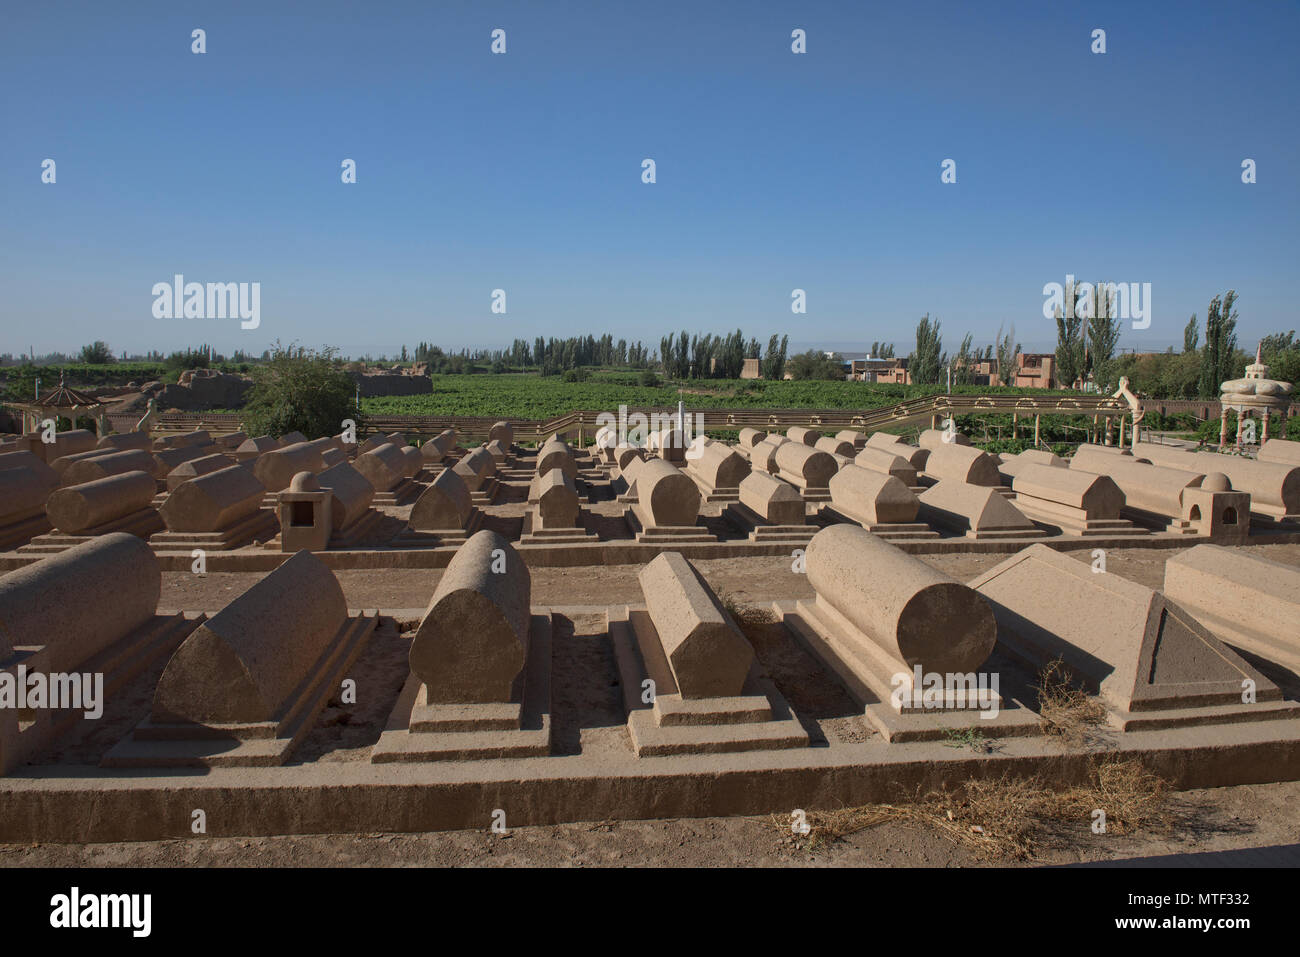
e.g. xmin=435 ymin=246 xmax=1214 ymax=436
xmin=910 ymin=315 xmax=944 ymax=385
xmin=1198 ymin=291 xmax=1239 ymax=397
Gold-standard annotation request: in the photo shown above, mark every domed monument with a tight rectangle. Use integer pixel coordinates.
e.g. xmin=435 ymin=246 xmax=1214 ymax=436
xmin=1218 ymin=344 xmax=1293 ymax=447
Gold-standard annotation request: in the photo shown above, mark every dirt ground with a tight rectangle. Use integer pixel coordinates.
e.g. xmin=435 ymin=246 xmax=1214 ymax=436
xmin=4 ymin=540 xmax=1298 ymax=867
xmin=157 ymin=542 xmax=1300 ymax=612
xmin=3 ymin=777 xmax=1297 ymax=867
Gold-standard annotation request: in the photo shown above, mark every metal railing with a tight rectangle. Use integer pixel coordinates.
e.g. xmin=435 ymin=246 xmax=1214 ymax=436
xmin=109 ymin=393 xmax=1133 ymax=444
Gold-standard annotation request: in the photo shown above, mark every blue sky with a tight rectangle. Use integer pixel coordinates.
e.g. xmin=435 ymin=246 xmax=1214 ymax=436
xmin=2 ymin=0 xmax=1297 ymax=359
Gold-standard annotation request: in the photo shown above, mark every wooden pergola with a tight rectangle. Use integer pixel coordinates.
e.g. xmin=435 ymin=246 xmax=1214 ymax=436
xmin=10 ymin=374 xmax=108 ymax=436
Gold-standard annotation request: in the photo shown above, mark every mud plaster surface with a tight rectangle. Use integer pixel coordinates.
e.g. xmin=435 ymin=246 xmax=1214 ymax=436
xmin=11 ymin=541 xmax=1300 ymax=866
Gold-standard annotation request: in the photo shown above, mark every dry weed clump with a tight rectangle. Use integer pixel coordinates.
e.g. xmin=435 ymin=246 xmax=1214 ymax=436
xmin=1036 ymin=657 xmax=1108 ymax=747
xmin=771 ymin=758 xmax=1172 ymax=861
xmin=717 ymin=593 xmax=778 ymax=651
xmin=717 ymin=592 xmax=775 ymax=627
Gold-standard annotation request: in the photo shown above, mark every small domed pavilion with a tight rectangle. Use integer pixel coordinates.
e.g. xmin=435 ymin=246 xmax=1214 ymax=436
xmin=1218 ymin=344 xmax=1293 ymax=447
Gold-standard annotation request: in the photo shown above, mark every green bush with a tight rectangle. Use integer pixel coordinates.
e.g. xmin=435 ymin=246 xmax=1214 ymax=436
xmin=241 ymin=342 xmax=363 ymax=440
xmin=786 ymin=350 xmax=846 ymax=381
xmin=955 ymin=412 xmax=1095 ymax=445
xmin=975 ymin=437 xmax=1034 ymax=455
xmin=1142 ymin=410 xmax=1200 ymax=432
xmin=1191 ymin=411 xmax=1297 ymax=446
xmin=79 ymin=341 xmax=115 ymax=364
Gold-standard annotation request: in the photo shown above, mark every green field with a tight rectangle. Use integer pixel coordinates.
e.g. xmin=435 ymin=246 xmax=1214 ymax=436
xmin=360 ymin=373 xmax=1071 ymax=420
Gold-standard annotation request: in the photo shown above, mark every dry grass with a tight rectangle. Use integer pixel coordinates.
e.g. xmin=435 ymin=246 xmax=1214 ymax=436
xmin=1036 ymin=657 xmax=1109 ymax=748
xmin=717 ymin=591 xmax=774 ymax=626
xmin=770 ymin=757 xmax=1172 ymax=861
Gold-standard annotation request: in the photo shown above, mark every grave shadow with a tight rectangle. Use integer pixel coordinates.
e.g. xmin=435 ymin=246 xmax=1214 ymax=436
xmin=547 ymin=613 xmax=630 ymax=756
xmin=739 ymin=615 xmax=867 ymax=747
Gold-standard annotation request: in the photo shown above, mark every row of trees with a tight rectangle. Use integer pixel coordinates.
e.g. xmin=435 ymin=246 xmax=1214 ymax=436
xmin=905 ymin=315 xmax=1021 ymax=387
xmin=1110 ymin=291 xmax=1300 ymax=400
xmin=1062 ymin=285 xmax=1249 ymax=398
xmin=411 ymin=336 xmax=657 ymax=375
xmin=409 ymin=329 xmax=793 ymax=380
xmin=1081 ymin=289 xmax=1300 ymax=401
xmin=409 ymin=329 xmax=791 ymax=380
xmin=69 ymin=342 xmax=262 ymax=368
xmin=1050 ymin=279 xmax=1125 ymax=392
xmin=900 ymin=285 xmax=1259 ymax=398
xmin=656 ymin=331 xmax=791 ymax=380
xmin=30 ymin=288 xmax=1294 ymax=403
xmin=660 ymin=330 xmax=752 ymax=379
xmin=524 ymin=335 xmax=652 ymax=373
xmin=172 ymin=334 xmax=1300 ymax=456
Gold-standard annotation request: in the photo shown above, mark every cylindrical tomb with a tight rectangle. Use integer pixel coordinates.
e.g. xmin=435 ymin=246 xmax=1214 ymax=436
xmin=853 ymin=446 xmax=918 ymax=485
xmin=46 ymin=471 xmax=157 ymax=534
xmin=400 ymin=445 xmax=423 ymax=478
xmin=534 ymin=469 xmax=580 ymax=528
xmin=828 ymin=465 xmax=919 ymax=524
xmin=919 ymin=428 xmax=970 ymax=449
xmin=152 ymin=551 xmax=348 ymax=723
xmin=252 ymin=442 xmax=326 ymax=492
xmin=97 ymin=432 xmax=153 ymax=452
xmin=62 ymin=449 xmax=160 ymax=487
xmin=923 ymin=444 xmax=1001 ymax=486
xmin=235 ymin=435 xmax=280 ymax=463
xmin=353 ymin=443 xmax=405 ymax=492
xmin=775 ymin=441 xmax=838 ymax=489
xmin=0 ymin=533 xmax=160 ymax=667
xmin=634 ymin=458 xmax=701 ymax=527
xmin=738 ymin=470 xmax=805 ymax=525
xmin=815 ymin=436 xmax=856 ymax=458
xmin=316 ymin=462 xmax=375 ymax=531
xmin=536 ymin=440 xmax=577 ymax=480
xmin=160 ymin=464 xmax=265 ymax=532
xmin=409 ymin=467 xmax=472 ymax=530
xmin=805 ymin=524 xmax=996 ymax=673
xmin=409 ymin=530 xmax=531 ymax=703
xmin=689 ymin=442 xmax=750 ymax=491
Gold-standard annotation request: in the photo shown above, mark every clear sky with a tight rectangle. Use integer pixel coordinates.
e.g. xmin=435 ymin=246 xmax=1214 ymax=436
xmin=2 ymin=0 xmax=1297 ymax=359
